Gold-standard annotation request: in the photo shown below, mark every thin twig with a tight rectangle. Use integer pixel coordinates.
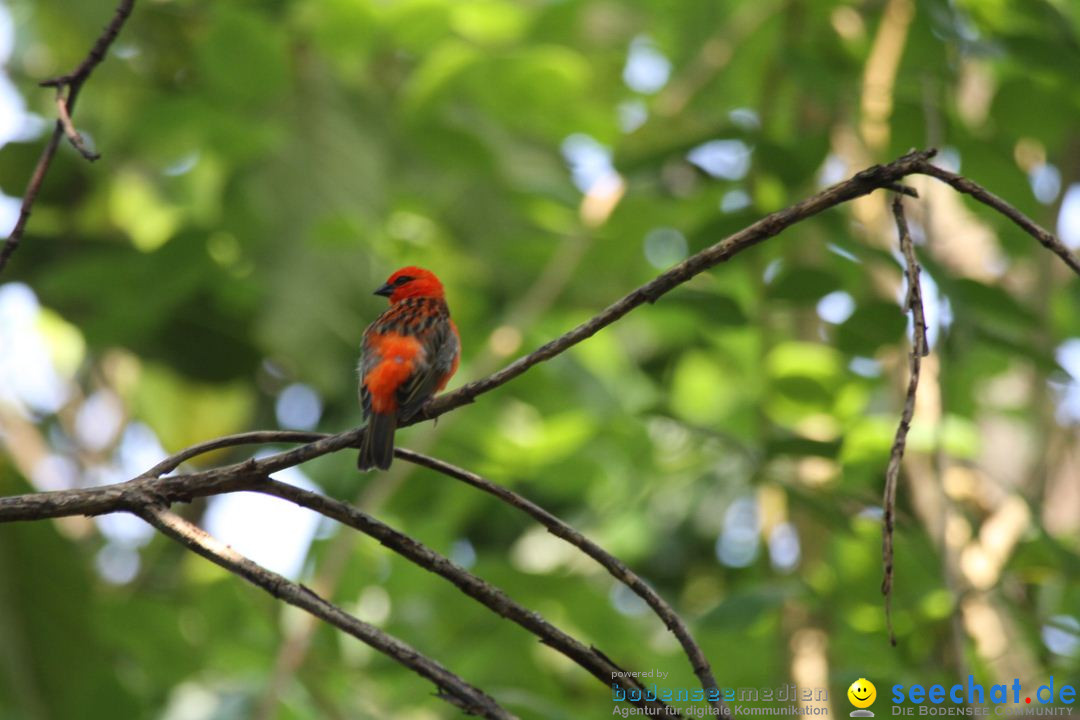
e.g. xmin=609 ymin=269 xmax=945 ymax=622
xmin=0 ymin=0 xmax=135 ymax=275
xmin=914 ymin=159 xmax=1080 ymax=277
xmin=0 ymin=126 xmax=64 ymax=274
xmin=885 ymin=182 xmax=919 ymax=198
xmin=396 ymin=448 xmax=728 ymax=715
xmin=140 ymin=430 xmax=324 ymax=478
xmin=134 ymin=503 xmax=514 ymax=720
xmin=38 ymin=0 xmax=136 ymax=92
xmin=882 ymin=196 xmax=927 ymax=646
xmin=54 ymin=93 xmax=100 ymax=160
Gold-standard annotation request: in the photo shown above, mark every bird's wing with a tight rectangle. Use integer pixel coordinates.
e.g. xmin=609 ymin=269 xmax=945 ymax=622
xmin=358 ymin=329 xmax=380 ymax=417
xmin=396 ymin=318 xmax=458 ymax=421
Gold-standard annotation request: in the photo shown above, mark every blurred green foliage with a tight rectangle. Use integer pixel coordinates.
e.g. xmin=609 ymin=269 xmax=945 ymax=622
xmin=1 ymin=0 xmax=1079 ymax=718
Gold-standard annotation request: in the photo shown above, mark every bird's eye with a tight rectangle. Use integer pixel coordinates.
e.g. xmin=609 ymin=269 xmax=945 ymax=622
xmin=393 ymin=275 xmax=413 ymax=287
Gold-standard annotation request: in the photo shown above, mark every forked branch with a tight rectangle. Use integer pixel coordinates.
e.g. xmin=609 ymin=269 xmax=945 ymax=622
xmin=396 ymin=448 xmax=727 ymax=715
xmin=0 ymin=0 xmax=135 ymax=274
xmin=135 ymin=503 xmax=515 ymax=719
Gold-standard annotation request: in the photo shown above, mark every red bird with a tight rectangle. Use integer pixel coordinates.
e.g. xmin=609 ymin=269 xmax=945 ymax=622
xmin=358 ymin=267 xmax=460 ymax=470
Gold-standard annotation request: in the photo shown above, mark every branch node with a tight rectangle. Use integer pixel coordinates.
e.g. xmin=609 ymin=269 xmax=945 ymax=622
xmin=39 ymin=74 xmax=74 ymax=89
xmin=887 ymin=183 xmax=919 ymax=198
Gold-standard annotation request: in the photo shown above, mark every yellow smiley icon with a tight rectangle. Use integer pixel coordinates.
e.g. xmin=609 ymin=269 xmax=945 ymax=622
xmin=848 ymin=678 xmax=877 ymax=709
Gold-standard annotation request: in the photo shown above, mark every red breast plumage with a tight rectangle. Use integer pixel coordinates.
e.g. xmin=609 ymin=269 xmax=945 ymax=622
xmin=358 ymin=266 xmax=460 ymax=470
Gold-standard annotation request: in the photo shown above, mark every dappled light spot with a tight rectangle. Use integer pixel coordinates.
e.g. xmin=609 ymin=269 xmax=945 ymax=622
xmin=721 ymin=189 xmax=751 ymax=213
xmin=203 ymin=456 xmax=323 ymax=579
xmin=1058 ymin=183 xmax=1080 ymax=248
xmin=511 ymin=526 xmax=570 ymax=574
xmin=857 ymin=506 xmax=883 ymax=521
xmin=161 ymin=682 xmax=221 ymax=720
xmin=206 ymin=231 xmax=240 ymax=266
xmin=768 ymin=522 xmax=801 ymax=572
xmin=848 ymin=357 xmax=881 ymax=377
xmin=617 ymin=99 xmax=647 ymax=133
xmin=275 ymin=382 xmax=323 ymax=431
xmin=623 ymin=35 xmax=670 ymax=94
xmin=581 ymin=172 xmax=625 ymax=227
xmin=1051 ymin=339 xmax=1080 ymax=423
xmin=0 ymin=282 xmax=74 ymax=414
xmin=488 ymin=324 xmax=522 ymax=357
xmin=643 ymin=227 xmax=687 ymax=269
xmin=818 ymin=154 xmax=848 ymax=187
xmin=763 ymin=258 xmax=783 ymax=283
xmin=817 ymin=291 xmax=855 ymax=324
xmin=830 ymin=6 xmax=865 ymax=40
xmin=449 ymin=538 xmax=477 ymax=569
xmin=962 ymin=597 xmax=1008 ymax=659
xmin=31 ymin=453 xmax=78 ymax=492
xmin=729 ymin=108 xmax=760 ymax=131
xmin=95 ymin=542 xmax=141 ymax=585
xmin=827 ymin=243 xmax=861 ymax=263
xmin=610 ymin=584 xmax=649 ymax=617
xmin=688 ymin=139 xmax=752 ymax=181
xmin=355 ymin=585 xmax=392 ymax=626
xmin=75 ymin=389 xmax=124 ymax=451
xmin=959 ymin=495 xmax=1030 ymax=590
xmin=936 ymin=146 xmax=962 ymax=172
xmin=116 ymin=422 xmax=168 ymax=478
xmin=0 ymin=3 xmax=11 ymax=60
xmin=1013 ymin=137 xmax=1046 ymax=173
xmin=1042 ymin=615 xmax=1080 ymax=657
xmin=109 ymin=170 xmax=182 ymax=252
xmin=163 ymin=151 xmax=199 ymax=177
xmin=96 ymin=510 xmax=154 ymax=547
xmin=387 ymin=210 xmax=438 ymax=246
xmin=1029 ymin=163 xmax=1061 ymax=205
xmin=797 ymin=457 xmax=838 ymax=487
xmin=561 ymin=133 xmax=617 ymax=194
xmin=716 ymin=496 xmax=760 ymax=568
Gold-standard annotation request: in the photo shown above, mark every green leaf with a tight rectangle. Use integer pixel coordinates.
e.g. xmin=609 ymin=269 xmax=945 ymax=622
xmin=767 ymin=266 xmax=842 ymax=303
xmin=197 ymin=6 xmax=289 ymax=107
xmin=947 ymin=278 xmax=1038 ymax=328
xmin=835 ymin=300 xmax=907 ymax=356
xmin=0 ymin=517 xmax=141 ymax=719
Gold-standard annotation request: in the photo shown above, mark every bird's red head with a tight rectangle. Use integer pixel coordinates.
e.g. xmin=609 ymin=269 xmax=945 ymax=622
xmin=374 ymin=266 xmax=446 ymax=303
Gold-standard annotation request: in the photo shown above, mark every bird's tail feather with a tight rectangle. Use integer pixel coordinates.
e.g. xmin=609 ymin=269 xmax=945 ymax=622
xmin=358 ymin=412 xmax=396 ymax=471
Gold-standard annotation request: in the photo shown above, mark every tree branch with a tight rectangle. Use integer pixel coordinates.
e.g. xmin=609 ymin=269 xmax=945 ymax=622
xmin=235 ymin=478 xmax=679 ymax=716
xmin=0 ymin=446 xmax=677 ymax=715
xmin=0 ymin=0 xmax=135 ymax=275
xmin=138 ymin=430 xmax=325 ymax=478
xmin=2 ymin=147 xmax=1076 ymax=698
xmin=133 ymin=503 xmax=515 ymax=719
xmin=881 ymin=195 xmax=928 ymax=646
xmin=54 ymin=92 xmax=100 ymax=161
xmin=417 ymin=149 xmax=942 ymax=423
xmin=913 ymin=159 xmax=1080 ymax=277
xmin=395 ymin=448 xmax=728 ymax=715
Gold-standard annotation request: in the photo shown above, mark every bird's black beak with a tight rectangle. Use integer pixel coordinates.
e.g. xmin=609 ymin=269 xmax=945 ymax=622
xmin=373 ymin=282 xmax=394 ymax=297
